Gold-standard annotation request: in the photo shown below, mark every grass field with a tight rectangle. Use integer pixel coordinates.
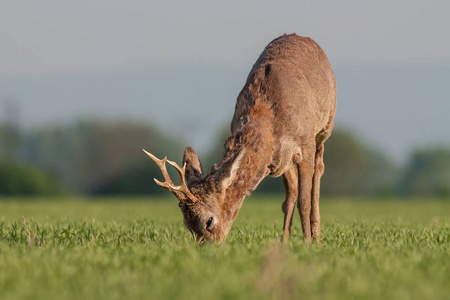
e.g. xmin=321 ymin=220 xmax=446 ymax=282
xmin=1 ymin=196 xmax=449 ymax=300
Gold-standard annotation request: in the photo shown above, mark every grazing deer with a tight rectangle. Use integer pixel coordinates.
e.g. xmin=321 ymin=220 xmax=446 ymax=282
xmin=144 ymin=34 xmax=336 ymax=243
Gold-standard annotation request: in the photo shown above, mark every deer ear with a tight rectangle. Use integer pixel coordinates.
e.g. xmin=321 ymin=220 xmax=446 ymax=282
xmin=183 ymin=146 xmax=203 ymax=187
xmin=217 ymin=149 xmax=245 ymax=190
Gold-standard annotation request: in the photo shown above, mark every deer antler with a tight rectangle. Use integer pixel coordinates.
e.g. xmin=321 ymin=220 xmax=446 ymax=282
xmin=143 ymin=149 xmax=197 ymax=202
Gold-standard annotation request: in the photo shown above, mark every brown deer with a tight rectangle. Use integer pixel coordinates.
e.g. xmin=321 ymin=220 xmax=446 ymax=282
xmin=144 ymin=34 xmax=336 ymax=243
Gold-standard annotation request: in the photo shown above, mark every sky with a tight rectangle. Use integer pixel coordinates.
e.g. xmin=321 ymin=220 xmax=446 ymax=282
xmin=1 ymin=0 xmax=449 ymax=160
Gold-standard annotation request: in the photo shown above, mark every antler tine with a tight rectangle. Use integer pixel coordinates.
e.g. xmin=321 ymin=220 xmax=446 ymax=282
xmin=142 ymin=149 xmax=173 ymax=188
xmin=142 ymin=149 xmax=197 ymax=202
xmin=166 ymin=160 xmax=197 ymax=200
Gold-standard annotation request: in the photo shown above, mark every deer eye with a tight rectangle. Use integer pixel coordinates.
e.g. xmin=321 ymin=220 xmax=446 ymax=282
xmin=205 ymin=217 xmax=213 ymax=230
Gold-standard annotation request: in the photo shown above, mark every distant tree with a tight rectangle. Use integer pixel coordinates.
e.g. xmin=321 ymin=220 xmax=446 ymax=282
xmin=90 ymin=164 xmax=170 ymax=195
xmin=0 ymin=161 xmax=62 ymax=196
xmin=320 ymin=128 xmax=398 ymax=196
xmin=321 ymin=129 xmax=370 ymax=195
xmin=366 ymin=149 xmax=398 ymax=195
xmin=25 ymin=125 xmax=80 ymax=191
xmin=24 ymin=120 xmax=184 ymax=195
xmin=399 ymin=147 xmax=450 ymax=196
xmin=74 ymin=120 xmax=184 ymax=194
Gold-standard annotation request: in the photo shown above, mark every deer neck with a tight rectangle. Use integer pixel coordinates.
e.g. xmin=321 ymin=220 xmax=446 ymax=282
xmin=219 ymin=128 xmax=273 ymax=223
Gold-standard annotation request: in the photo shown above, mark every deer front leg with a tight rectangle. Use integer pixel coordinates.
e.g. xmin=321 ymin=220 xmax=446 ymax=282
xmin=311 ymin=143 xmax=325 ymax=241
xmin=297 ymin=148 xmax=315 ymax=243
xmin=281 ymin=165 xmax=299 ymax=242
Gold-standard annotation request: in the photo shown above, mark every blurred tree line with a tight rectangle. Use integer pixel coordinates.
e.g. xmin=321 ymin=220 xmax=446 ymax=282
xmin=0 ymin=116 xmax=185 ymax=196
xmin=0 ymin=114 xmax=449 ymax=197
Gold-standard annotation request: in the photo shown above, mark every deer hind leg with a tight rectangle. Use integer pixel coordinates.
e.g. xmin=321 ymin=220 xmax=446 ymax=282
xmin=296 ymin=146 xmax=315 ymax=243
xmin=311 ymin=143 xmax=325 ymax=241
xmin=281 ymin=165 xmax=299 ymax=242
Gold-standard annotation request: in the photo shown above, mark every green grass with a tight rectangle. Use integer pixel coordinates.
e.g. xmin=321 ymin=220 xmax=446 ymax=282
xmin=0 ymin=196 xmax=449 ymax=300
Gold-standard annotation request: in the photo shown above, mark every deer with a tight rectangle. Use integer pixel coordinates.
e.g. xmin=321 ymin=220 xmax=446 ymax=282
xmin=144 ymin=33 xmax=336 ymax=243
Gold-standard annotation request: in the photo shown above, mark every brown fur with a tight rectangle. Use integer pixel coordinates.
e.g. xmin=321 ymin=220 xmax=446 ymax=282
xmin=147 ymin=34 xmax=336 ymax=243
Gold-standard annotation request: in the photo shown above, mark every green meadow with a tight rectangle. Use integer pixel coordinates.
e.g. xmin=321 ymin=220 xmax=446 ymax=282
xmin=0 ymin=196 xmax=449 ymax=300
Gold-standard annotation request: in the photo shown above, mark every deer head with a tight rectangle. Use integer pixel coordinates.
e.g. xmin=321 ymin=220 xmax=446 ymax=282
xmin=143 ymin=146 xmax=244 ymax=243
